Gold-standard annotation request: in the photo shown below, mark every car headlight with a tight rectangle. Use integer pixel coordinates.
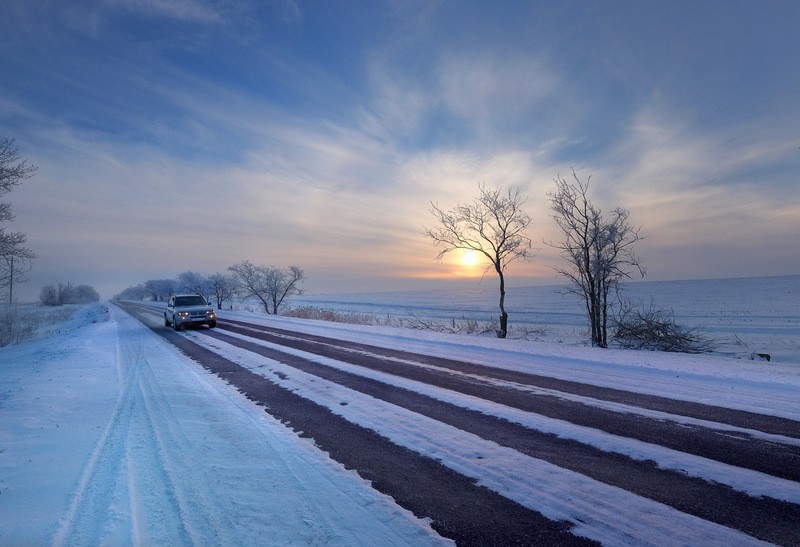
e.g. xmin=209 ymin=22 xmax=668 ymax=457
xmin=206 ymin=310 xmax=216 ymax=317
xmin=178 ymin=311 xmax=190 ymax=317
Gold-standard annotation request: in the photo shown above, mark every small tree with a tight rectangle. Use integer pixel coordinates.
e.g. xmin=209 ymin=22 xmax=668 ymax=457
xmin=176 ymin=271 xmax=212 ymax=300
xmin=1 ymin=137 xmax=37 ymax=303
xmin=228 ymin=260 xmax=304 ymax=315
xmin=72 ymin=285 xmax=100 ymax=303
xmin=115 ymin=283 xmax=147 ymax=301
xmin=1 ymin=234 xmax=36 ymax=304
xmin=40 ymin=282 xmax=73 ymax=306
xmin=208 ymin=272 xmax=236 ymax=309
xmin=548 ymin=170 xmax=644 ymax=348
xmin=424 ymin=184 xmax=533 ymax=338
xmin=144 ymin=279 xmax=175 ymax=302
xmin=39 ymin=284 xmax=58 ymax=306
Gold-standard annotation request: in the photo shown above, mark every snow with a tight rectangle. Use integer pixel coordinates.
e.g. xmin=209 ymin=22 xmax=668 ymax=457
xmin=1 ymin=304 xmax=447 ymax=546
xmin=1 ymin=276 xmax=799 ymax=545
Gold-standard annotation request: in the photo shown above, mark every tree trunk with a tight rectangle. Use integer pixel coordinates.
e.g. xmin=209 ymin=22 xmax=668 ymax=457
xmin=497 ymin=269 xmax=508 ymax=338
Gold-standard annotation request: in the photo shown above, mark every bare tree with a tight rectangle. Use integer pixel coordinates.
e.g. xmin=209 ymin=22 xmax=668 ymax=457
xmin=425 ymin=184 xmax=533 ymax=338
xmin=72 ymin=285 xmax=100 ymax=303
xmin=548 ymin=170 xmax=644 ymax=348
xmin=144 ymin=279 xmax=175 ymax=302
xmin=39 ymin=282 xmax=74 ymax=306
xmin=176 ymin=270 xmax=212 ymax=300
xmin=1 ymin=233 xmax=36 ymax=303
xmin=1 ymin=137 xmax=37 ymax=303
xmin=115 ymin=283 xmax=147 ymax=301
xmin=228 ymin=260 xmax=305 ymax=315
xmin=1 ymin=137 xmax=37 ymax=219
xmin=208 ymin=272 xmax=236 ymax=310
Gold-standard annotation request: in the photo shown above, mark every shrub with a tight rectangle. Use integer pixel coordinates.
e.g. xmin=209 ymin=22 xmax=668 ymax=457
xmin=40 ymin=282 xmax=99 ymax=306
xmin=399 ymin=313 xmax=499 ymax=335
xmin=283 ymin=306 xmax=377 ymax=325
xmin=612 ymin=301 xmax=716 ymax=353
xmin=0 ymin=306 xmax=37 ymax=347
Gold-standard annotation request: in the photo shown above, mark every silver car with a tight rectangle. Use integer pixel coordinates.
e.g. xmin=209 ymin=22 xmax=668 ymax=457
xmin=164 ymin=294 xmax=217 ymax=330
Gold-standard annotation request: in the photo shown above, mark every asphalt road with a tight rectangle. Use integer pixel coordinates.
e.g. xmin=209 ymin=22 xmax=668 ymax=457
xmin=118 ymin=302 xmax=800 ymax=546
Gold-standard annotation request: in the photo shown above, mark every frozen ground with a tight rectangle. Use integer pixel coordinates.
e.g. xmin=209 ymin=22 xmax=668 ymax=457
xmin=1 ymin=275 xmax=798 ymax=544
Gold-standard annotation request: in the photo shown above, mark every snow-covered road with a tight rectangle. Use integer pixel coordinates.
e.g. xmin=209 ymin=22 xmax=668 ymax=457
xmin=2 ymin=301 xmax=799 ymax=545
xmin=1 ymin=304 xmax=447 ymax=546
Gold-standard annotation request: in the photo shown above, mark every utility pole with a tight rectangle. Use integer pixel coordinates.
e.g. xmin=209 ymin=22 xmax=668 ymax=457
xmin=8 ymin=254 xmax=13 ymax=304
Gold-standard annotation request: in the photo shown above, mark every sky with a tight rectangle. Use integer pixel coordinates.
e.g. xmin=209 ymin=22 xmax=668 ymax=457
xmin=1 ymin=0 xmax=798 ymax=301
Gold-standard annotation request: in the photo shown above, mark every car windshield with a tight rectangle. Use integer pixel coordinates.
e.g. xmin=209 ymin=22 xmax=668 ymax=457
xmin=175 ymin=296 xmax=206 ymax=306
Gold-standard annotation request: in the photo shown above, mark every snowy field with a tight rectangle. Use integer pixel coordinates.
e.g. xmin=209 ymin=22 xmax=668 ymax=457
xmin=290 ymin=274 xmax=800 ymax=364
xmin=1 ymin=274 xmax=798 ymax=544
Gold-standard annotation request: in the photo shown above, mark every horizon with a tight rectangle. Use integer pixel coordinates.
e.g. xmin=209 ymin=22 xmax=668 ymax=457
xmin=2 ymin=1 xmax=799 ymax=302
xmin=10 ymin=272 xmax=798 ymax=305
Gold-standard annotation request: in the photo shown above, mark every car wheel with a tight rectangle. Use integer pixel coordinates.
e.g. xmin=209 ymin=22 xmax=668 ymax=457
xmin=164 ymin=314 xmax=170 ymax=327
xmin=208 ymin=320 xmax=217 ymax=328
xmin=172 ymin=316 xmax=181 ymax=331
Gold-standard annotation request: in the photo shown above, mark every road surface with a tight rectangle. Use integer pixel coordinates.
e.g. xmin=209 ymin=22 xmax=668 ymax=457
xmin=117 ymin=301 xmax=800 ymax=545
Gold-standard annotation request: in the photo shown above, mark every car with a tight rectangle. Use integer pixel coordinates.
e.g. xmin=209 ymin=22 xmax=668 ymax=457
xmin=164 ymin=294 xmax=217 ymax=331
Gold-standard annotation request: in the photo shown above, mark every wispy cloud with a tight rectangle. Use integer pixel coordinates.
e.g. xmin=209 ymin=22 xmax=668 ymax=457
xmin=102 ymin=0 xmax=225 ymax=23
xmin=437 ymin=53 xmax=560 ymax=122
xmin=3 ymin=1 xmax=798 ymax=298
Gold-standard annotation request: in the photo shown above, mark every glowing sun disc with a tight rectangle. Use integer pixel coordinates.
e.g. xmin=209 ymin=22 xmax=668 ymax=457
xmin=461 ymin=250 xmax=480 ymax=267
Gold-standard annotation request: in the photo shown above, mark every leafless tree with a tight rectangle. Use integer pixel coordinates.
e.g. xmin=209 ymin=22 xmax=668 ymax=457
xmin=176 ymin=270 xmax=212 ymax=300
xmin=39 ymin=282 xmax=74 ymax=306
xmin=144 ymin=279 xmax=175 ymax=302
xmin=72 ymin=285 xmax=100 ymax=303
xmin=208 ymin=272 xmax=236 ymax=310
xmin=425 ymin=184 xmax=533 ymax=338
xmin=1 ymin=233 xmax=36 ymax=303
xmin=1 ymin=137 xmax=37 ymax=220
xmin=548 ymin=169 xmax=644 ymax=348
xmin=115 ymin=283 xmax=148 ymax=301
xmin=228 ymin=260 xmax=305 ymax=315
xmin=1 ymin=138 xmax=37 ymax=303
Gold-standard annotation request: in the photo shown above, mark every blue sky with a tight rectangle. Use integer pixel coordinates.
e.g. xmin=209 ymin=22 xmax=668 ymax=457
xmin=2 ymin=0 xmax=798 ymax=300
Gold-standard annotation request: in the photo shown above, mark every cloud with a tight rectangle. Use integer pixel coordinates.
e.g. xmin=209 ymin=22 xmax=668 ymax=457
xmin=437 ymin=53 xmax=560 ymax=122
xmin=102 ymin=0 xmax=225 ymax=23
xmin=576 ymin=102 xmax=800 ymax=278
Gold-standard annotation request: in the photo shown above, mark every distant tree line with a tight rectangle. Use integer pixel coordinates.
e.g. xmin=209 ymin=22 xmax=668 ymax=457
xmin=39 ymin=282 xmax=100 ymax=306
xmin=114 ymin=261 xmax=304 ymax=316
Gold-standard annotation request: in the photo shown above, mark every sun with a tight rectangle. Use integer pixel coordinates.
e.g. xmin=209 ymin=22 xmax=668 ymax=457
xmin=460 ymin=249 xmax=481 ymax=267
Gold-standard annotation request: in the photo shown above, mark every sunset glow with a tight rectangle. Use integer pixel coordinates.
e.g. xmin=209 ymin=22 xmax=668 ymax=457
xmin=1 ymin=2 xmax=798 ymax=299
xmin=460 ymin=250 xmax=481 ymax=268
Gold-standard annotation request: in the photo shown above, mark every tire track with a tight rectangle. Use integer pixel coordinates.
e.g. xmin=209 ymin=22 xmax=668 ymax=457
xmin=54 ymin=308 xmax=222 ymax=546
xmin=52 ymin=328 xmax=183 ymax=545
